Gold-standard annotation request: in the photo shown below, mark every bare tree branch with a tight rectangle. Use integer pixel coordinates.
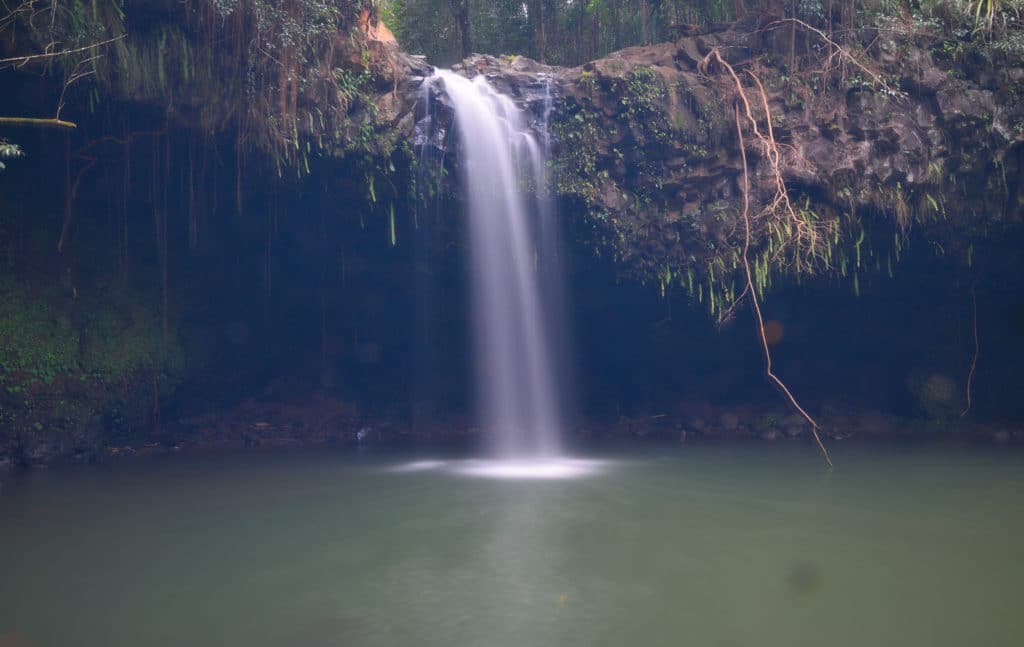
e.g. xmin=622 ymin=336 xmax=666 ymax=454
xmin=765 ymin=19 xmax=896 ymax=95
xmin=0 ymin=34 xmax=125 ymax=68
xmin=0 ymin=116 xmax=75 ymax=128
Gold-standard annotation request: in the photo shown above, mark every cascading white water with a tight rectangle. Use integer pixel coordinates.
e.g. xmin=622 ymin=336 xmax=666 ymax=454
xmin=429 ymin=70 xmax=564 ymax=458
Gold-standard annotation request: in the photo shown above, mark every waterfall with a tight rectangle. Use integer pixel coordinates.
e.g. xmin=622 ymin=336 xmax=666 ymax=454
xmin=427 ymin=70 xmax=565 ymax=458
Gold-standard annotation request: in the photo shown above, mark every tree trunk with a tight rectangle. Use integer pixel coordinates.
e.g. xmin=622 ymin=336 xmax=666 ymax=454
xmin=447 ymin=0 xmax=471 ymax=59
xmin=528 ymin=0 xmax=546 ymax=63
xmin=789 ymin=0 xmax=797 ymax=72
xmin=610 ymin=0 xmax=619 ymax=52
xmin=640 ymin=0 xmax=649 ymax=45
xmin=576 ymin=1 xmax=584 ymax=63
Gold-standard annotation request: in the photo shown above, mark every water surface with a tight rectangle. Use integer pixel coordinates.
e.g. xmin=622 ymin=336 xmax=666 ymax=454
xmin=1 ymin=444 xmax=1021 ymax=646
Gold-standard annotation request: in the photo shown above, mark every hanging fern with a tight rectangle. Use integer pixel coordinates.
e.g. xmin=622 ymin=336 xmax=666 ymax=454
xmin=0 ymin=140 xmax=23 ymax=171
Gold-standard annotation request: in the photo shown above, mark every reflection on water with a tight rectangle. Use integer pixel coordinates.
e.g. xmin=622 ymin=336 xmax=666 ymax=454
xmin=0 ymin=444 xmax=1022 ymax=647
xmin=388 ymin=458 xmax=609 ymax=480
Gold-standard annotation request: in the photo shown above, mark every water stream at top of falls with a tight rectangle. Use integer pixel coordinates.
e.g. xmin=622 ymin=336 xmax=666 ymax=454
xmin=426 ymin=69 xmax=565 ymax=458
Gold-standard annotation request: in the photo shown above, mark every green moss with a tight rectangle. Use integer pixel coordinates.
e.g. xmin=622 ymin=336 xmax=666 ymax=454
xmin=0 ymin=280 xmax=80 ymax=385
xmin=0 ymin=140 xmax=23 ymax=171
xmin=551 ymin=104 xmax=602 ymax=199
xmin=619 ymin=66 xmax=670 ymax=146
xmin=0 ymin=277 xmax=191 ymax=387
xmin=0 ymin=272 xmax=199 ymax=449
xmin=78 ymin=296 xmax=182 ymax=380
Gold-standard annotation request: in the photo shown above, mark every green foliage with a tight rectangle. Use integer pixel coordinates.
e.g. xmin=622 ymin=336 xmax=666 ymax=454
xmin=0 ymin=280 xmax=80 ymax=385
xmin=389 ymin=0 xmax=529 ymax=65
xmin=0 ymin=140 xmax=22 ymax=171
xmin=550 ymin=104 xmax=602 ymax=198
xmin=0 ymin=270 xmax=198 ymax=444
xmin=620 ymin=66 xmax=669 ymax=146
xmin=32 ymin=0 xmax=123 ymax=51
xmin=390 ymin=0 xmax=735 ymax=66
xmin=78 ymin=293 xmax=182 ymax=380
xmin=912 ymin=0 xmax=1024 ymax=58
xmin=5 ymin=1 xmax=388 ymax=173
xmin=0 ymin=277 xmax=188 ymax=388
xmin=970 ymin=0 xmax=1006 ymax=33
xmin=104 ymin=24 xmax=200 ymax=101
xmin=5 ymin=0 xmax=128 ymax=101
xmin=185 ymin=0 xmax=387 ymax=169
xmin=982 ymin=0 xmax=1024 ymax=53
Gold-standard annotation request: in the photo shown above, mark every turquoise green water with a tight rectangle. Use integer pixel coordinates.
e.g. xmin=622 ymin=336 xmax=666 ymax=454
xmin=1 ymin=444 xmax=1021 ymax=647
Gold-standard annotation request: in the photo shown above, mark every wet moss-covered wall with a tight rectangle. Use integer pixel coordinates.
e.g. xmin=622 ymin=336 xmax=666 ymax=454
xmin=3 ymin=3 xmax=1024 ymax=465
xmin=0 ymin=104 xmax=463 ymax=463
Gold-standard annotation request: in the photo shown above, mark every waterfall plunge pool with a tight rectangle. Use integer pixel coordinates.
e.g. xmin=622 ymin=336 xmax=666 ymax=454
xmin=1 ymin=444 xmax=1021 ymax=647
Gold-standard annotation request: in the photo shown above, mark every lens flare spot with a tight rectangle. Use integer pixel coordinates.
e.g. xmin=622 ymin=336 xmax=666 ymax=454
xmin=763 ymin=320 xmax=785 ymax=345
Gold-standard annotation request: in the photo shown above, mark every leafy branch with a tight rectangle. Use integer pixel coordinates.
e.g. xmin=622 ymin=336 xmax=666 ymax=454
xmin=0 ymin=139 xmax=24 ymax=171
xmin=1 ymin=3 xmax=125 ymax=132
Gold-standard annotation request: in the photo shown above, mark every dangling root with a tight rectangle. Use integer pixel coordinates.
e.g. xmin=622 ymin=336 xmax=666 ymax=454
xmin=57 ymin=153 xmax=97 ymax=253
xmin=765 ymin=19 xmax=896 ymax=95
xmin=700 ymin=49 xmax=828 ymax=273
xmin=961 ymin=287 xmax=979 ymax=417
xmin=702 ymin=46 xmax=833 ymax=467
xmin=734 ymin=103 xmax=832 ymax=468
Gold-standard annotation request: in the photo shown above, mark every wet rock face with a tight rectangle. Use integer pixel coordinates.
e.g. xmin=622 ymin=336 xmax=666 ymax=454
xmin=409 ymin=54 xmax=560 ymax=152
xmin=411 ymin=15 xmax=1024 ymax=291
